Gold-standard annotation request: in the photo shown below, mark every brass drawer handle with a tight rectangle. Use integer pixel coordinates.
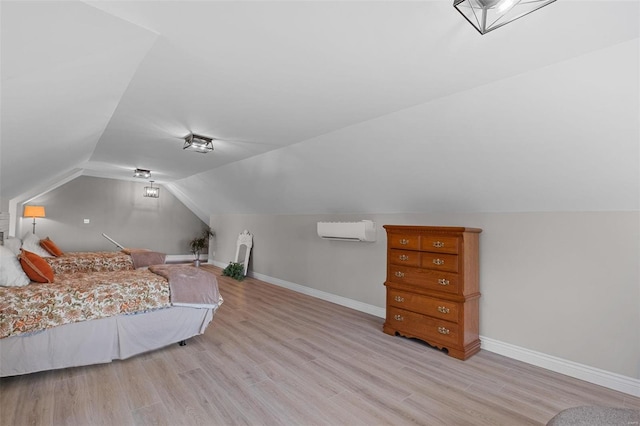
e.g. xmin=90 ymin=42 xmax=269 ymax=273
xmin=437 ymin=306 xmax=450 ymax=314
xmin=394 ymin=314 xmax=404 ymax=321
xmin=394 ymin=271 xmax=405 ymax=278
xmin=438 ymin=278 xmax=450 ymax=286
xmin=399 ymin=239 xmax=409 ymax=245
xmin=433 ymin=241 xmax=445 ymax=248
xmin=394 ymin=296 xmax=405 ymax=302
xmin=437 ymin=326 xmax=450 ymax=335
xmin=433 ymin=258 xmax=445 ymax=265
xmin=399 ymin=255 xmax=409 ymax=261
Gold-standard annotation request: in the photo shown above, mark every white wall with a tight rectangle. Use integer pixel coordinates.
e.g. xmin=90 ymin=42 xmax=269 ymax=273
xmin=199 ymin=36 xmax=639 ymax=385
xmin=145 ymin=29 xmax=640 ymax=399
xmin=25 ymin=176 xmax=208 ymax=254
xmin=211 ymin=211 xmax=639 ymax=380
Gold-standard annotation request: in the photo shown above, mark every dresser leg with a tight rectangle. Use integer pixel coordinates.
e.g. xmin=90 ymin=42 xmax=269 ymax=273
xmin=382 ymin=323 xmax=397 ymax=336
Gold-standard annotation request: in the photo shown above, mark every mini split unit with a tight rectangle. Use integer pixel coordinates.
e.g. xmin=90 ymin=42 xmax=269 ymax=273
xmin=317 ymin=220 xmax=376 ymax=242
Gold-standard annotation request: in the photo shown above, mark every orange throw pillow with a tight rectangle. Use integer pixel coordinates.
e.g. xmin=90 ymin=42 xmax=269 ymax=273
xmin=18 ymin=249 xmax=54 ymax=283
xmin=40 ymin=237 xmax=63 ymax=257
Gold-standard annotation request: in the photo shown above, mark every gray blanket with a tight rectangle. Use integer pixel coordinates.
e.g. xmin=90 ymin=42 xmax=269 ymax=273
xmin=123 ymin=248 xmax=166 ymax=269
xmin=149 ymin=264 xmax=223 ymax=309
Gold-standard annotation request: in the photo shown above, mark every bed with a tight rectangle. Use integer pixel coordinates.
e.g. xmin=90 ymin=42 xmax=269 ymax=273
xmin=5 ymin=233 xmax=165 ymax=274
xmin=44 ymin=249 xmax=166 ymax=274
xmin=44 ymin=250 xmax=134 ymax=273
xmin=0 ymin=264 xmax=223 ymax=377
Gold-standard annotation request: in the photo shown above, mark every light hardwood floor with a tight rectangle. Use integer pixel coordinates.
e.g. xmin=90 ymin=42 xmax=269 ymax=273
xmin=1 ymin=265 xmax=639 ymax=425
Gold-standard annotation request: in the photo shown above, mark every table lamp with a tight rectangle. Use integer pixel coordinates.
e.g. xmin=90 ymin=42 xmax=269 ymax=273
xmin=23 ymin=205 xmax=45 ymax=234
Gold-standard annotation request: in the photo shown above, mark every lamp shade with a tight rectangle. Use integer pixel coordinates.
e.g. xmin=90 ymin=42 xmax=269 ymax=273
xmin=453 ymin=0 xmax=557 ymax=34
xmin=23 ymin=205 xmax=46 ymax=218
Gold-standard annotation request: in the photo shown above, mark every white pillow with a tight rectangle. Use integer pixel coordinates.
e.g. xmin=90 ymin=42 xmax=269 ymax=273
xmin=21 ymin=232 xmax=52 ymax=258
xmin=0 ymin=245 xmax=30 ymax=287
xmin=3 ymin=237 xmax=22 ymax=255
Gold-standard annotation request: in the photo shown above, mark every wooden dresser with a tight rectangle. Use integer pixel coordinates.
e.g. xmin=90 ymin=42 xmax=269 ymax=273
xmin=383 ymin=225 xmax=482 ymax=360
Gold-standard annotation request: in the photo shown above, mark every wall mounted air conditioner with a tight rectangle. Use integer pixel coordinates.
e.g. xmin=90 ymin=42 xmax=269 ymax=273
xmin=317 ymin=220 xmax=376 ymax=242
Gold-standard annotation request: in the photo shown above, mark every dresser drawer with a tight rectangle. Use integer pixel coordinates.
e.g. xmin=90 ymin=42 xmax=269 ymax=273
xmin=387 ymin=289 xmax=460 ymax=323
xmin=386 ymin=306 xmax=460 ymax=347
xmin=421 ymin=235 xmax=460 ymax=254
xmin=389 ymin=249 xmax=420 ymax=267
xmin=421 ymin=252 xmax=459 ymax=273
xmin=388 ymin=234 xmax=420 ymax=250
xmin=387 ymin=266 xmax=460 ymax=295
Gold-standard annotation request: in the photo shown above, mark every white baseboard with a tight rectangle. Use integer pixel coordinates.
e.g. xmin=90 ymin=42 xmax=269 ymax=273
xmin=166 ymin=254 xmax=196 ymax=263
xmin=210 ymin=260 xmax=386 ymax=318
xmin=480 ymin=337 xmax=640 ymax=397
xmin=212 ymin=262 xmax=639 ymax=397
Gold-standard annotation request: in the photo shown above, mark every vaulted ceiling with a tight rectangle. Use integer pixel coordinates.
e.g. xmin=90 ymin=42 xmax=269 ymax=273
xmin=2 ymin=1 xmax=638 ymax=220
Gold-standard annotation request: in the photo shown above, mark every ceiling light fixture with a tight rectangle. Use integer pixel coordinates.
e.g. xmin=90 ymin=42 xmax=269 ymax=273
xmin=143 ymin=181 xmax=160 ymax=198
xmin=183 ymin=133 xmax=214 ymax=154
xmin=453 ymin=0 xmax=556 ymax=34
xmin=134 ymin=168 xmax=151 ymax=178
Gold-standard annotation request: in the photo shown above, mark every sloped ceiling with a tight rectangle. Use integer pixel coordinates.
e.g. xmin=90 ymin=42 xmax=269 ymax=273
xmin=1 ymin=1 xmax=638 ymax=218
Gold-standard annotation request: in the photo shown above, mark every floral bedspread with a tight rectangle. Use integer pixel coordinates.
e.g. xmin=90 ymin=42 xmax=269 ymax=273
xmin=45 ymin=251 xmax=134 ymax=274
xmin=0 ymin=269 xmax=170 ymax=338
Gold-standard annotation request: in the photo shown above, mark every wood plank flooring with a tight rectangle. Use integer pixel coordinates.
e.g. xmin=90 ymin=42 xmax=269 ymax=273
xmin=2 ymin=265 xmax=639 ymax=425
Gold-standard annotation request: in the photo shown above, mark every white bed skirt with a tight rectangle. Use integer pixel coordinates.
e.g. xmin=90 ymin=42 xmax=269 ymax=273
xmin=0 ymin=306 xmax=214 ymax=377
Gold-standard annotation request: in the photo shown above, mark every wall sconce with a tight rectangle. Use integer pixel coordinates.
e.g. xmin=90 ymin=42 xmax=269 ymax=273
xmin=453 ymin=0 xmax=557 ymax=34
xmin=143 ymin=181 xmax=160 ymax=198
xmin=183 ymin=133 xmax=214 ymax=153
xmin=134 ymin=168 xmax=151 ymax=178
xmin=23 ymin=205 xmax=46 ymax=234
